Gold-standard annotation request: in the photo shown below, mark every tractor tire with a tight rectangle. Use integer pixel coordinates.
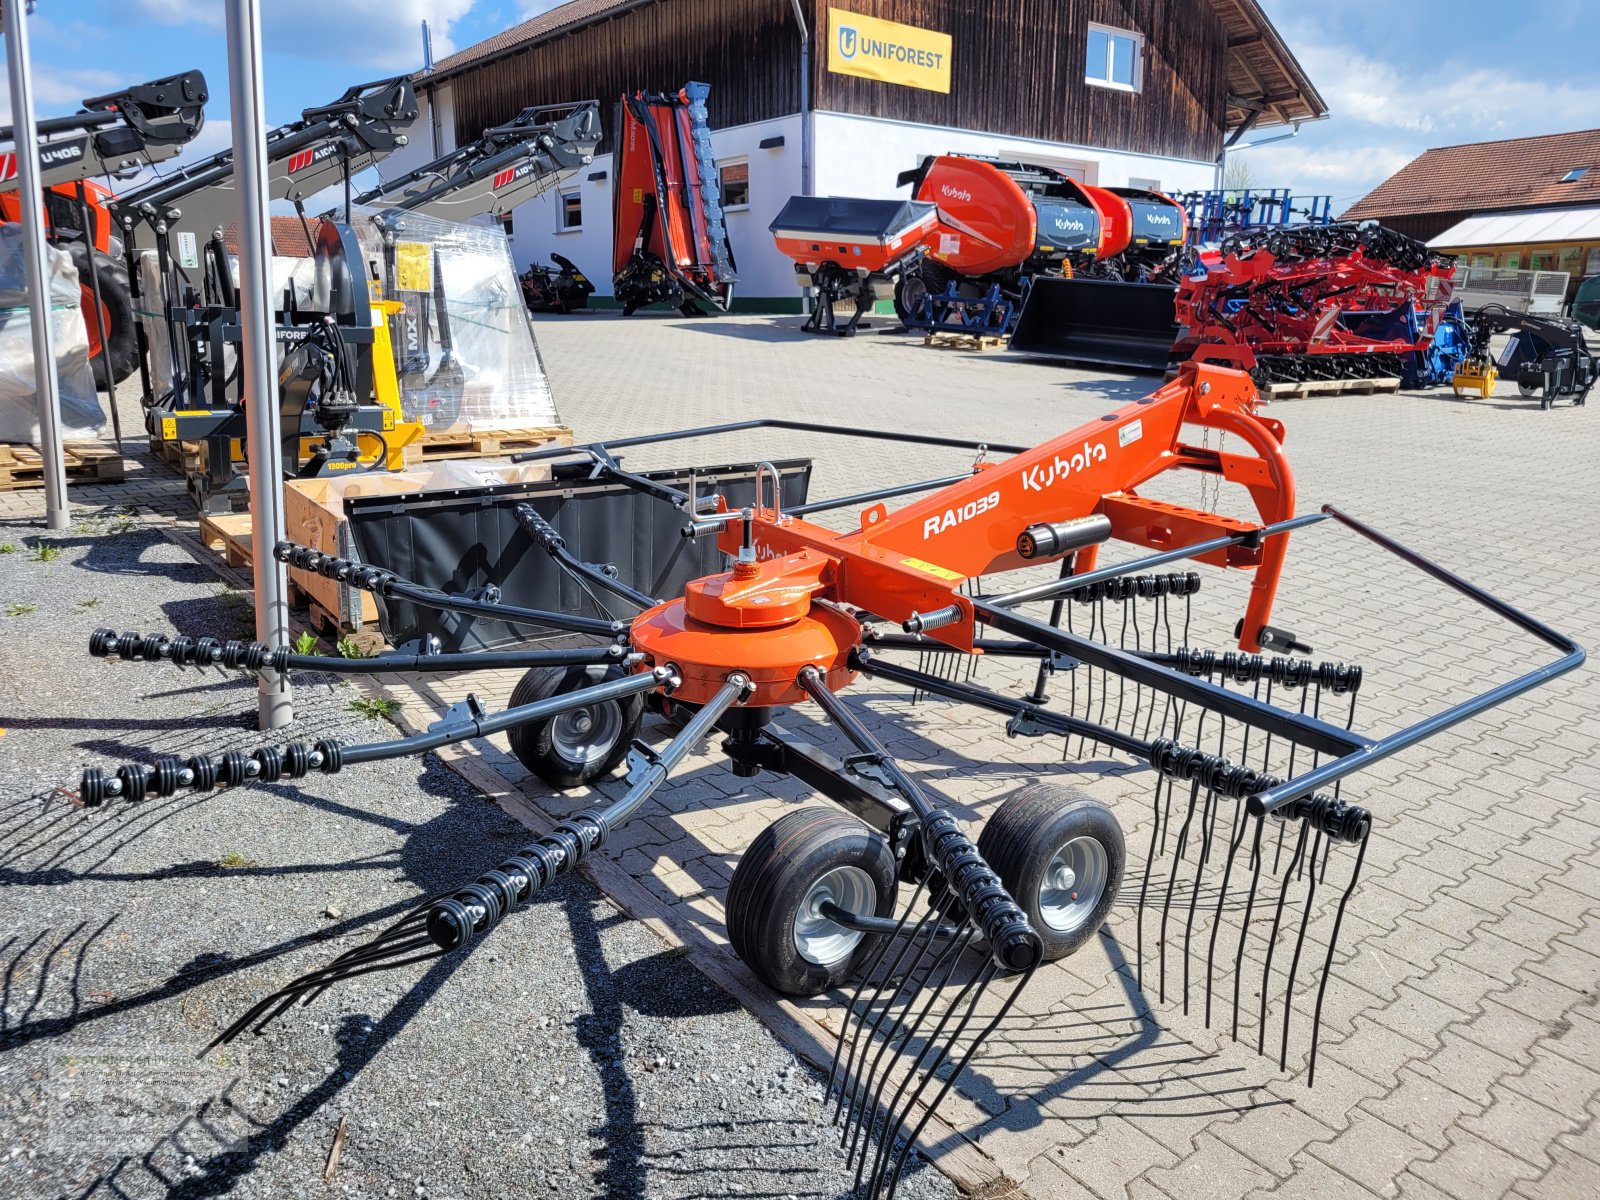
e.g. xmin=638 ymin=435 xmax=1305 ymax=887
xmin=727 ymin=808 xmax=897 ymax=997
xmin=977 ymin=783 xmax=1125 ymax=963
xmin=506 ymin=662 xmax=644 ymax=790
xmin=69 ymin=243 xmax=139 ymax=388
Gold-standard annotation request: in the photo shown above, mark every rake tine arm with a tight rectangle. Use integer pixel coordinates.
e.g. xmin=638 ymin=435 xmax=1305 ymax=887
xmin=272 ymin=540 xmax=628 ymax=638
xmin=512 ymin=503 xmax=661 ymax=609
xmin=76 ymin=667 xmax=675 ymax=806
xmin=86 ymin=627 xmax=630 ymax=676
xmin=210 ymin=673 xmax=749 ymax=1047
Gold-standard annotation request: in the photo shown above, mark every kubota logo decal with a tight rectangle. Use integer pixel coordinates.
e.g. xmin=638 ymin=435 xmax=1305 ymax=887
xmin=940 ymin=184 xmax=972 ymax=202
xmin=1020 ymin=441 xmax=1108 ymax=492
xmin=922 ymin=490 xmax=1000 ymax=539
xmin=1053 ymin=216 xmax=1086 ymax=232
xmin=1145 ymin=213 xmax=1173 ymax=225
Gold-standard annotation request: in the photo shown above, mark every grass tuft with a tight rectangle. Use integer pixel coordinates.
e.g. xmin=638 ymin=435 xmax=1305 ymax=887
xmin=7 ymin=601 xmax=36 ymax=617
xmin=350 ymin=695 xmax=401 ymax=721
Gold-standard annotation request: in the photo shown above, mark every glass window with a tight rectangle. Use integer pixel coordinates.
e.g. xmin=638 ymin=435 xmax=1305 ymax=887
xmin=1529 ymin=248 xmax=1556 ymax=271
xmin=719 ymin=160 xmax=750 ymax=210
xmin=1128 ymin=176 xmax=1162 ymax=192
xmin=1086 ymin=24 xmax=1142 ymax=92
xmin=1501 ymin=251 xmax=1522 ymax=270
xmin=559 ymin=191 xmax=582 ymax=231
xmin=1469 ymin=253 xmax=1495 ymax=268
xmin=1556 ymin=246 xmax=1584 ymax=277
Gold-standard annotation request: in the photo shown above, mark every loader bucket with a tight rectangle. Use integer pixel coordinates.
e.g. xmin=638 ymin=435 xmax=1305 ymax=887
xmin=1011 ymin=277 xmax=1179 ymax=373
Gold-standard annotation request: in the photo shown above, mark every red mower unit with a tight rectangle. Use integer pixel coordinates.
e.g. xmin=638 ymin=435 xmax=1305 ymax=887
xmin=1174 ymin=222 xmax=1459 ymax=385
xmin=73 ymin=361 xmax=1581 ymax=1197
xmin=612 ymin=81 xmax=735 ymax=316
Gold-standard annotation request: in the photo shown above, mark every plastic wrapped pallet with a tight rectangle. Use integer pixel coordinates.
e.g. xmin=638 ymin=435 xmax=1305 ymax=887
xmin=353 ymin=208 xmax=557 ymax=435
xmin=0 ymin=225 xmax=104 ymax=443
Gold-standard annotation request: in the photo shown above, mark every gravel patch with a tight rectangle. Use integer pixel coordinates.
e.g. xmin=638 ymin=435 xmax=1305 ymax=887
xmin=0 ymin=509 xmax=960 ymax=1200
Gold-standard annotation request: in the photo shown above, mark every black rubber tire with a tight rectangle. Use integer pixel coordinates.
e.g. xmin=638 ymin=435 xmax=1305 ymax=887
xmin=893 ymin=269 xmax=928 ymax=325
xmin=977 ymin=783 xmax=1125 ymax=963
xmin=69 ymin=243 xmax=139 ymax=387
xmin=505 ymin=662 xmax=643 ymax=790
xmin=1518 ymin=379 xmax=1538 ymax=398
xmin=726 ymin=807 xmax=898 ymax=997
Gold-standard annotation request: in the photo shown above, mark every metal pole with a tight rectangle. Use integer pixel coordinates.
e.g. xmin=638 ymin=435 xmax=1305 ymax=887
xmin=224 ymin=0 xmax=293 ymax=729
xmin=1 ymin=0 xmax=69 ymax=530
xmin=788 ymin=0 xmax=811 ymax=196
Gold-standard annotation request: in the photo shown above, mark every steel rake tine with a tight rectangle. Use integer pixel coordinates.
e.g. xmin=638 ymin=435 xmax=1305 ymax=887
xmin=1279 ymin=830 xmax=1324 ymax=1071
xmin=1308 ymin=828 xmax=1369 ymax=1086
xmin=1135 ymin=769 xmax=1171 ymax=994
xmin=830 ymin=873 xmax=930 ymax=1111
xmin=1257 ymin=820 xmax=1310 ymax=1056
xmin=1205 ymin=798 xmax=1250 ymax=1028
xmin=1158 ymin=778 xmax=1203 ymax=1005
xmin=252 ymin=935 xmax=442 ymax=1031
xmin=1231 ymin=818 xmax=1266 ymax=1042
xmin=1181 ymin=786 xmax=1222 ymax=1015
xmin=834 ymin=879 xmax=939 ymax=1129
xmin=882 ymin=964 xmax=1030 ymax=1200
xmin=843 ymin=901 xmax=949 ymax=1165
xmin=851 ymin=927 xmax=978 ymax=1190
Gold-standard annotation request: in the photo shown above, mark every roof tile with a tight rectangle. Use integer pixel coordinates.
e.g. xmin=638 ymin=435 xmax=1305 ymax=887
xmin=1344 ymin=129 xmax=1600 ymax=220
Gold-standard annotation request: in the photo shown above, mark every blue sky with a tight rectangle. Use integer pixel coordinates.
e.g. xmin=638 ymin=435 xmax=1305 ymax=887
xmin=3 ymin=1 xmax=1597 ymax=213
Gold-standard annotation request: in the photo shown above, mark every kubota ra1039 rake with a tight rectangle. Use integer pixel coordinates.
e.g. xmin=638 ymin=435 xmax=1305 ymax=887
xmin=75 ymin=363 xmax=1580 ymax=1198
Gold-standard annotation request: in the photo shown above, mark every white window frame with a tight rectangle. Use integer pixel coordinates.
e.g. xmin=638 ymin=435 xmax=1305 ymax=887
xmin=717 ymin=157 xmax=751 ymax=213
xmin=1128 ymin=176 xmax=1162 ymax=192
xmin=1085 ymin=23 xmax=1143 ymax=93
xmin=555 ymin=189 xmax=583 ymax=234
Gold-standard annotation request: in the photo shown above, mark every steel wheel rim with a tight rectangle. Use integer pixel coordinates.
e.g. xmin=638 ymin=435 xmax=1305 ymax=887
xmin=793 ymin=865 xmax=876 ymax=966
xmin=1039 ymin=836 xmax=1109 ymax=933
xmin=551 ymin=701 xmax=622 ymax=765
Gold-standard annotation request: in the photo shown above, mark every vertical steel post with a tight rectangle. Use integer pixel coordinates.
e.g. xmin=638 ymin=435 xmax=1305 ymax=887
xmin=1 ymin=0 xmax=69 ymax=530
xmin=224 ymin=0 xmax=293 ymax=728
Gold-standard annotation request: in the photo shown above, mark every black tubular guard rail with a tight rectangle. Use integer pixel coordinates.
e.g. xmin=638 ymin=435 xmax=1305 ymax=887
xmin=86 ymin=628 xmax=629 ymax=676
xmin=272 ymin=541 xmax=628 ymax=639
xmin=78 ymin=667 xmax=674 ymax=806
xmin=961 ymin=505 xmax=1582 ymax=817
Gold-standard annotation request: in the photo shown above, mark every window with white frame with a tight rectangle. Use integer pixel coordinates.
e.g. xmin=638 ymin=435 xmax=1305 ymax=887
xmin=718 ymin=159 xmax=750 ymax=211
xmin=1086 ymin=24 xmax=1142 ymax=92
xmin=556 ymin=190 xmax=582 ymax=232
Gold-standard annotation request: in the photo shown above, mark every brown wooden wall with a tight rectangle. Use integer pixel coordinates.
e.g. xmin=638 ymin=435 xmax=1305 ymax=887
xmin=810 ymin=0 xmax=1230 ymax=162
xmin=447 ymin=0 xmax=801 ymax=151
xmin=445 ymin=0 xmax=1230 ymax=163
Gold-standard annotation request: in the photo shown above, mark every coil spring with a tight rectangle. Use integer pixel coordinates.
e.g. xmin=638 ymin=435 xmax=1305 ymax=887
xmin=1171 ymin=647 xmax=1363 ymax=695
xmin=78 ymin=738 xmax=344 ymax=807
xmin=272 ymin=542 xmax=397 ymax=595
xmin=425 ymin=808 xmax=611 ymax=951
xmin=1147 ymin=738 xmax=1368 ymax=844
xmin=1068 ymin=571 xmax=1201 ymax=605
xmin=88 ymin=627 xmax=295 ymax=672
xmin=921 ymin=809 xmax=1042 ymax=971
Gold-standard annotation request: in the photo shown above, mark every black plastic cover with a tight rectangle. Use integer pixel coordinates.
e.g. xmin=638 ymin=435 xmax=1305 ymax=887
xmin=769 ymin=196 xmax=936 ymax=242
xmin=343 ymin=459 xmax=812 ymax=650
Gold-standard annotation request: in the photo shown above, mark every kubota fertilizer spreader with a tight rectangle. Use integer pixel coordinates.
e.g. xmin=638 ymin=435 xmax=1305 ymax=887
xmin=1174 ymin=222 xmax=1460 ymax=385
xmin=72 ymin=363 xmax=1580 ymax=1198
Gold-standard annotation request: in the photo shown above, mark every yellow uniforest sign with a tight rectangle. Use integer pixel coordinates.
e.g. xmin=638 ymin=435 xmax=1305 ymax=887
xmin=827 ymin=8 xmax=952 ymax=94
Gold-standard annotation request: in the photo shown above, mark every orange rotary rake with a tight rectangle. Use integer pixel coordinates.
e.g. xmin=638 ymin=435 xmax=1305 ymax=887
xmin=74 ymin=362 xmax=1581 ymax=1197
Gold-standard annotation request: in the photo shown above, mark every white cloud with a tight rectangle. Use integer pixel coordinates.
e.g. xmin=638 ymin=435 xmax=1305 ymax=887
xmin=126 ymin=0 xmax=476 ymax=71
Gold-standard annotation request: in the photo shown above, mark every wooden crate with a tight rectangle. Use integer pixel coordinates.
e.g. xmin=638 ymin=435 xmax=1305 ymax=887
xmin=0 ymin=442 xmax=125 ymax=490
xmin=400 ymin=424 xmax=572 ymax=464
xmin=1262 ymin=376 xmax=1401 ymax=400
xmin=147 ymin=436 xmax=202 ymax=476
xmin=923 ymin=331 xmax=1007 ymax=352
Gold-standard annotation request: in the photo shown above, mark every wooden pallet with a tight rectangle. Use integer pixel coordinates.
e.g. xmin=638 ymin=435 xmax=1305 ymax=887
xmin=0 ymin=443 xmax=125 ymax=490
xmin=197 ymin=509 xmax=384 ymax=649
xmin=1262 ymin=375 xmax=1402 ymax=400
xmin=400 ymin=424 xmax=572 ymax=464
xmin=148 ymin=436 xmax=202 ymax=476
xmin=923 ymin=331 xmax=1007 ymax=352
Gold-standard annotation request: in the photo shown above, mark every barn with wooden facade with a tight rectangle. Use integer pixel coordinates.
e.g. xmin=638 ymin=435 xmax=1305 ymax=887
xmin=395 ymin=0 xmax=1324 ymax=307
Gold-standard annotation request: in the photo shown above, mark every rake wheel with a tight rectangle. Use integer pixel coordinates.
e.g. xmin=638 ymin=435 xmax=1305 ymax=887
xmin=727 ymin=808 xmax=897 ymax=996
xmin=977 ymin=784 xmax=1125 ymax=963
xmin=506 ymin=663 xmax=643 ymax=789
